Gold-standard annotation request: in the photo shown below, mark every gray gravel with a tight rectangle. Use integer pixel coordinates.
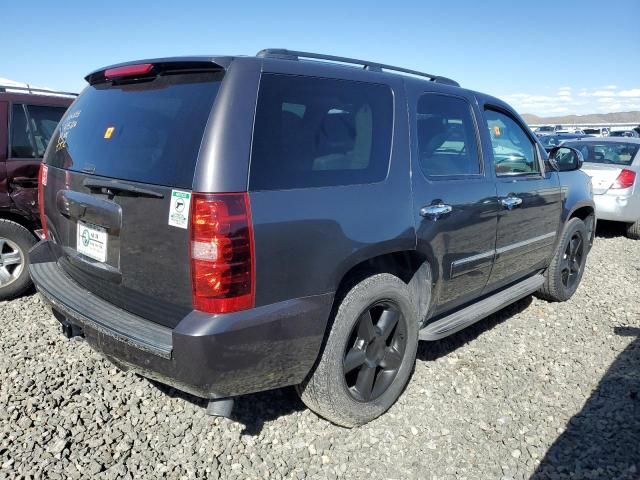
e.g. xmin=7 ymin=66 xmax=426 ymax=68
xmin=1 ymin=225 xmax=639 ymax=480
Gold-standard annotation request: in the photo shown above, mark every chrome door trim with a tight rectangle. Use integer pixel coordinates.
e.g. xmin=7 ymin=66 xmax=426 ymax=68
xmin=495 ymin=231 xmax=556 ymax=255
xmin=450 ymin=249 xmax=495 ymax=279
xmin=449 ymin=231 xmax=556 ymax=279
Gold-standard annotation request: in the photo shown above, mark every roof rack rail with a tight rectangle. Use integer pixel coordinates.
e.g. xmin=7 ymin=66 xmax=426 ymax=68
xmin=0 ymin=85 xmax=78 ymax=97
xmin=256 ymin=49 xmax=460 ymax=87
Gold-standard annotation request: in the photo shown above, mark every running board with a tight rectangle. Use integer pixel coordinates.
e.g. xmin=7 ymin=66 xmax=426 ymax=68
xmin=419 ymin=274 xmax=545 ymax=341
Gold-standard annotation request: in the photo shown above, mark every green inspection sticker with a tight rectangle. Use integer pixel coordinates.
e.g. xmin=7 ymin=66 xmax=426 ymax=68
xmin=168 ymin=190 xmax=192 ymax=229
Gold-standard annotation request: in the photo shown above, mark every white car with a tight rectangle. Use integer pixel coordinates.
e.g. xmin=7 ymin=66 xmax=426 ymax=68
xmin=563 ymin=138 xmax=640 ymax=238
xmin=582 ymin=127 xmax=610 ymax=137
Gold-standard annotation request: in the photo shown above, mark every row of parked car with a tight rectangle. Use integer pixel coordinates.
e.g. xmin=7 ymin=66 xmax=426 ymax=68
xmin=0 ymin=50 xmax=633 ymax=426
xmin=530 ymin=125 xmax=640 ymax=239
xmin=534 ymin=125 xmax=640 ymax=138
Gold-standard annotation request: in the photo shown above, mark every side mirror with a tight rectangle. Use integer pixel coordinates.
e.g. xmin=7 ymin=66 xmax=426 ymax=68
xmin=548 ymin=146 xmax=584 ymax=172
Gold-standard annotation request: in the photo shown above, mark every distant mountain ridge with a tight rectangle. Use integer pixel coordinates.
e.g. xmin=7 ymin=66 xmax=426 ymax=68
xmin=522 ymin=111 xmax=640 ymax=125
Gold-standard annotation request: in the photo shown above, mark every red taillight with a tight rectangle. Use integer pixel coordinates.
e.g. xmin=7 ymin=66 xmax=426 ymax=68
xmin=105 ymin=63 xmax=154 ymax=79
xmin=38 ymin=164 xmax=49 ymax=240
xmin=190 ymin=193 xmax=254 ymax=314
xmin=611 ymin=169 xmax=636 ymax=189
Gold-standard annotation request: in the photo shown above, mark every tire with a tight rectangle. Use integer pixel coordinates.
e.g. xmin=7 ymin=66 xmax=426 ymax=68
xmin=626 ymin=221 xmax=640 ymax=240
xmin=297 ymin=273 xmax=418 ymax=427
xmin=537 ymin=217 xmax=588 ymax=302
xmin=0 ymin=219 xmax=37 ymax=301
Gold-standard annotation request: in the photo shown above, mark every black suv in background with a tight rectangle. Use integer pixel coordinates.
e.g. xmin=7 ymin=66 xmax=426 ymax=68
xmin=30 ymin=50 xmax=595 ymax=426
xmin=0 ymin=86 xmax=73 ymax=300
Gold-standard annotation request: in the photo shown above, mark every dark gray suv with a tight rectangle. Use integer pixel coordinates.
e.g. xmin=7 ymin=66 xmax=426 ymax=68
xmin=29 ymin=50 xmax=595 ymax=426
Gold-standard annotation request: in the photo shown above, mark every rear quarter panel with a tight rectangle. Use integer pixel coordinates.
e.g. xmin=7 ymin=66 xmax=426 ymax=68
xmin=559 ymin=169 xmax=596 ymax=224
xmin=245 ymin=64 xmax=415 ymax=306
xmin=0 ymin=100 xmax=8 ymax=210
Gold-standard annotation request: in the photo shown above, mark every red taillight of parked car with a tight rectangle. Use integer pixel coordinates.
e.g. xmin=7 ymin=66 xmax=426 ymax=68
xmin=38 ymin=164 xmax=49 ymax=240
xmin=611 ymin=169 xmax=636 ymax=189
xmin=190 ymin=193 xmax=255 ymax=314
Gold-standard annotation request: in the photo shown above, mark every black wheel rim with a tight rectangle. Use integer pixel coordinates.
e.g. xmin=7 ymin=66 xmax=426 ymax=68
xmin=342 ymin=301 xmax=407 ymax=402
xmin=561 ymin=231 xmax=584 ymax=289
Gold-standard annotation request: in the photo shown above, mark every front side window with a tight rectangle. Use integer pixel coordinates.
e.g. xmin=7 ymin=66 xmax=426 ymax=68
xmin=26 ymin=105 xmax=68 ymax=157
xmin=485 ymin=109 xmax=539 ymax=176
xmin=416 ymin=94 xmax=481 ymax=177
xmin=10 ymin=104 xmax=35 ymax=158
xmin=250 ymin=74 xmax=393 ymax=190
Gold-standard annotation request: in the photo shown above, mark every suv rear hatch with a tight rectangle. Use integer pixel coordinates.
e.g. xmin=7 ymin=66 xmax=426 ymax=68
xmin=41 ymin=61 xmax=224 ymax=328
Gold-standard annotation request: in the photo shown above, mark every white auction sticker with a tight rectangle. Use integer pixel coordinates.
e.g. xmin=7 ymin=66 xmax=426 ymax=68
xmin=168 ymin=190 xmax=191 ymax=229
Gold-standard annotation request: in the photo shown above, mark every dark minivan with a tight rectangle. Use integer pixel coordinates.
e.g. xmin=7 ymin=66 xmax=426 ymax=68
xmin=30 ymin=50 xmax=595 ymax=426
xmin=0 ymin=85 xmax=73 ymax=299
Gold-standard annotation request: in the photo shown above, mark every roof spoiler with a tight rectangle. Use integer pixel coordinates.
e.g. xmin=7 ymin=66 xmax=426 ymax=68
xmin=85 ymin=59 xmax=226 ymax=85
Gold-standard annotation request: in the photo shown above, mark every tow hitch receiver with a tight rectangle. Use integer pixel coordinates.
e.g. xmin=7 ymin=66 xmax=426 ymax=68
xmin=52 ymin=309 xmax=84 ymax=338
xmin=60 ymin=320 xmax=84 ymax=339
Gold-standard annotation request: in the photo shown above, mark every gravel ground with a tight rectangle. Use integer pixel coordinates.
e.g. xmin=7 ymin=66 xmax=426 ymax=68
xmin=1 ymin=224 xmax=639 ymax=480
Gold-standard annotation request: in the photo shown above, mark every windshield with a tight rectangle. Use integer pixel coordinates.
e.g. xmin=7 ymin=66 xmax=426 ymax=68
xmin=537 ymin=126 xmax=553 ymax=132
xmin=563 ymin=141 xmax=639 ymax=166
xmin=540 ymin=135 xmax=583 ymax=148
xmin=45 ymin=71 xmax=222 ymax=188
xmin=540 ymin=135 xmax=562 ymax=147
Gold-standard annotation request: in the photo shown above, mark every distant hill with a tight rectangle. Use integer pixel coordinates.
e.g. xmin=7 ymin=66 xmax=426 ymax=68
xmin=522 ymin=111 xmax=640 ymax=125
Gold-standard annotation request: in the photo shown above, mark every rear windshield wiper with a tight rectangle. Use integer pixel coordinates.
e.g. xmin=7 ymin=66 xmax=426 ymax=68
xmin=83 ymin=179 xmax=164 ymax=199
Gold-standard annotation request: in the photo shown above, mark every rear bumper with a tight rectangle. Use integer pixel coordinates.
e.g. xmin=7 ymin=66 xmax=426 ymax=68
xmin=29 ymin=241 xmax=333 ymax=399
xmin=594 ymin=192 xmax=640 ymax=223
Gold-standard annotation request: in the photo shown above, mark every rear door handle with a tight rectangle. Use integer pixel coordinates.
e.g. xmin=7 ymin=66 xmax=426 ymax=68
xmin=10 ymin=176 xmax=38 ymax=187
xmin=420 ymin=203 xmax=453 ymax=220
xmin=499 ymin=196 xmax=523 ymax=210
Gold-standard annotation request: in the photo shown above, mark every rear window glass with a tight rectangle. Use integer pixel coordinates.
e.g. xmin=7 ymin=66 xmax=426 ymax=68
xmin=563 ymin=141 xmax=639 ymax=166
xmin=250 ymin=74 xmax=393 ymax=190
xmin=45 ymin=72 xmax=222 ymax=188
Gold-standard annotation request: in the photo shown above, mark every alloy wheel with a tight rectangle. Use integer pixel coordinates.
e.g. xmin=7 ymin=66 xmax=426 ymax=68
xmin=561 ymin=231 xmax=584 ymax=289
xmin=343 ymin=301 xmax=407 ymax=402
xmin=0 ymin=238 xmax=24 ymax=287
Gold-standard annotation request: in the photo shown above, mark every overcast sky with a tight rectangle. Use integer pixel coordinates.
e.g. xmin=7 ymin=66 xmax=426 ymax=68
xmin=2 ymin=1 xmax=639 ymax=117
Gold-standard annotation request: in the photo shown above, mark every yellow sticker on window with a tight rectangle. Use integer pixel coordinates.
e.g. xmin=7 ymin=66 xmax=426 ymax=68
xmin=493 ymin=126 xmax=501 ymax=137
xmin=104 ymin=127 xmax=115 ymax=139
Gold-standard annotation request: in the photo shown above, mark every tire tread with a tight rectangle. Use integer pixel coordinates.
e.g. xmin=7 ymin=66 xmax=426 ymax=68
xmin=0 ymin=219 xmax=36 ymax=300
xmin=626 ymin=221 xmax=640 ymax=240
xmin=297 ymin=273 xmax=419 ymax=427
xmin=536 ymin=217 xmax=587 ymax=302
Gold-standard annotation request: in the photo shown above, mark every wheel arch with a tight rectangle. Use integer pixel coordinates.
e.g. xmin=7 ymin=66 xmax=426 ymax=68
xmin=332 ymin=250 xmax=434 ymax=326
xmin=567 ymin=203 xmax=596 ymax=246
xmin=0 ymin=211 xmax=38 ymax=238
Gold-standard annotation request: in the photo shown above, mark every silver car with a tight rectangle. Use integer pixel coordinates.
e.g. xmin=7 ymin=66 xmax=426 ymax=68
xmin=563 ymin=138 xmax=640 ymax=239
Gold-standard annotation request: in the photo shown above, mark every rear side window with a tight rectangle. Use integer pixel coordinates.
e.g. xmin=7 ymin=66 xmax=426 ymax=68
xmin=416 ymin=94 xmax=481 ymax=177
xmin=27 ymin=105 xmax=68 ymax=156
xmin=250 ymin=74 xmax=393 ymax=190
xmin=10 ymin=104 xmax=35 ymax=158
xmin=46 ymin=72 xmax=222 ymax=188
